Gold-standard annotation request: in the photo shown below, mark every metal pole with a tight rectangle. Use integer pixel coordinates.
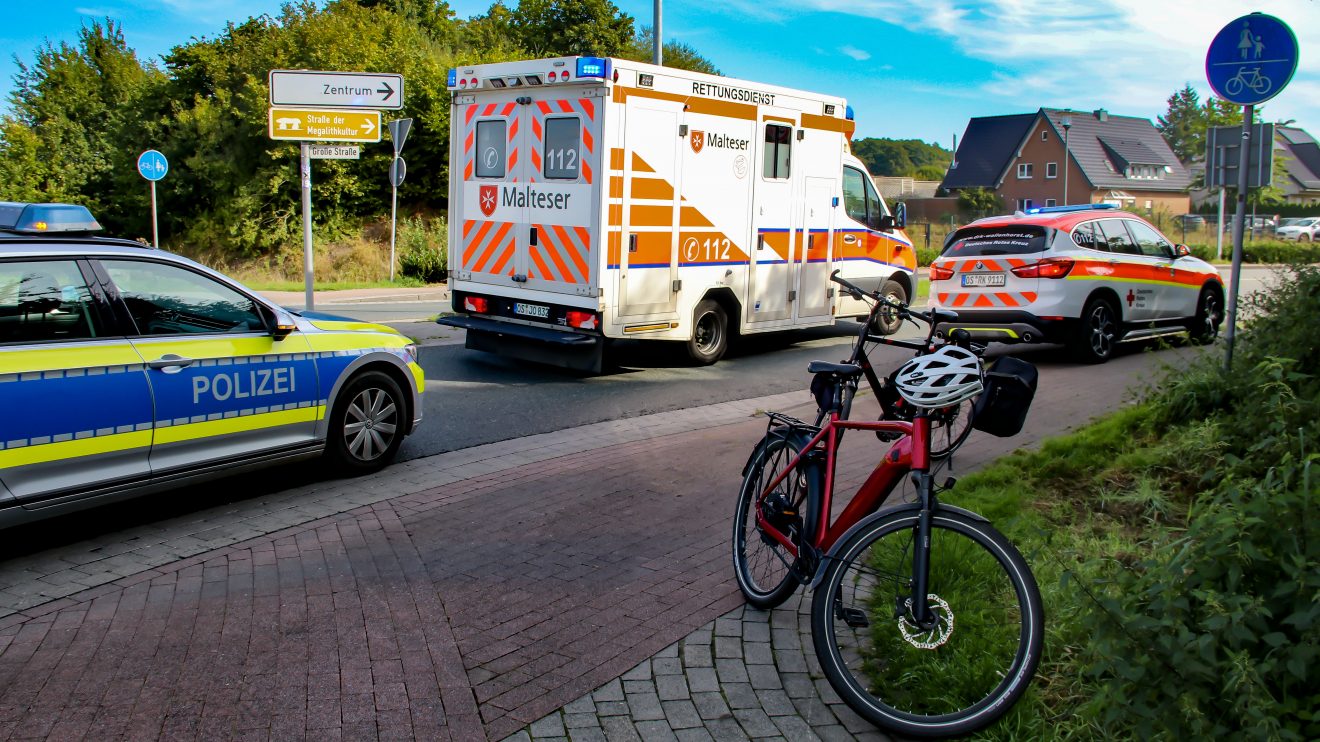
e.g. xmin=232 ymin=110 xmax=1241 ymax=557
xmin=149 ymin=181 xmax=158 ymax=248
xmin=1216 ymin=186 xmax=1226 ymax=260
xmin=301 ymin=142 xmax=314 ymax=312
xmin=1224 ymin=104 xmax=1253 ymax=373
xmin=653 ymin=0 xmax=662 ymax=65
xmin=390 ymin=181 xmax=398 ymax=282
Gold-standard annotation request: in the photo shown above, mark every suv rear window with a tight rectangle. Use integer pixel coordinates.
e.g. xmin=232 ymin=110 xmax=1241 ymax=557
xmin=942 ymin=226 xmax=1050 ymax=256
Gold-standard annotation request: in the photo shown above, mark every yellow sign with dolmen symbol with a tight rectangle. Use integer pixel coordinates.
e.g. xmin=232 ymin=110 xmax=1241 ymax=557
xmin=268 ymin=107 xmax=381 ymax=142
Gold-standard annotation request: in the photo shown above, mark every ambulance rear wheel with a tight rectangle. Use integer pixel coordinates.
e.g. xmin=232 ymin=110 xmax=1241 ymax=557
xmin=327 ymin=370 xmax=406 ymax=473
xmin=868 ymin=280 xmax=908 ymax=336
xmin=688 ymin=300 xmax=729 ymax=365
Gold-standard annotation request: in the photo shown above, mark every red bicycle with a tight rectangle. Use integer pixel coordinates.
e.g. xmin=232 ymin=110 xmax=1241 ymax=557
xmin=732 ymin=271 xmax=1043 ymax=738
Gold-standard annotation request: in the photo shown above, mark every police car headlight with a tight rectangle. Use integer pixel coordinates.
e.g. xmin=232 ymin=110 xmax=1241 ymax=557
xmin=403 ymin=344 xmax=419 ymax=363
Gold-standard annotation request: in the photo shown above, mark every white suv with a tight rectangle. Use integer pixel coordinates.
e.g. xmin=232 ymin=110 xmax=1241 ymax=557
xmin=1276 ymin=217 xmax=1319 ymax=242
xmin=928 ymin=204 xmax=1225 ymax=363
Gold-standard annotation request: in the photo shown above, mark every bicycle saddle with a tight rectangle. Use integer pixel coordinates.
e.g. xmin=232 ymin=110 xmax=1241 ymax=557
xmin=807 ymin=361 xmax=862 ymax=376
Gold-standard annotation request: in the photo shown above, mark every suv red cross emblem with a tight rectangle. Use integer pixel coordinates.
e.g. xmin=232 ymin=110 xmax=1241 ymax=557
xmin=1126 ymin=289 xmax=1136 ymax=306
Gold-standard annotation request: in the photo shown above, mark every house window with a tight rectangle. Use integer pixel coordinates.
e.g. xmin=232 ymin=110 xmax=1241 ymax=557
xmin=1041 ymin=130 xmax=1048 ymax=141
xmin=1021 ymin=199 xmax=1034 ymax=210
xmin=1046 ymin=162 xmax=1058 ymax=179
xmin=1046 ymin=199 xmax=1057 ymax=207
xmin=1145 ymin=200 xmax=1153 ymax=210
xmin=1017 ymin=163 xmax=1033 ymax=179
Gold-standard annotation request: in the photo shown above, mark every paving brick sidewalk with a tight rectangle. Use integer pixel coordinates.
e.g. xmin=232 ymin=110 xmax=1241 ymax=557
xmin=0 ymin=347 xmax=1190 ymax=740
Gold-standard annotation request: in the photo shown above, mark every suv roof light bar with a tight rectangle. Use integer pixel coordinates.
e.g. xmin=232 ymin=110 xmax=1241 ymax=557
xmin=1024 ymin=203 xmax=1118 ymax=215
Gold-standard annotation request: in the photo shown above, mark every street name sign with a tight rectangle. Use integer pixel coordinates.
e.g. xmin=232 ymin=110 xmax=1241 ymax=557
xmin=137 ymin=149 xmax=168 ymax=181
xmin=1206 ymin=13 xmax=1298 ymax=105
xmin=269 ymin=108 xmax=381 ymax=142
xmin=309 ymin=144 xmax=361 ymax=159
xmin=269 ymin=70 xmax=403 ymax=110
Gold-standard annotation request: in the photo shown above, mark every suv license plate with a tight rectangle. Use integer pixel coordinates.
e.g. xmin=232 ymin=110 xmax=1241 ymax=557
xmin=514 ymin=302 xmax=550 ymax=319
xmin=962 ymin=273 xmax=1006 ymax=287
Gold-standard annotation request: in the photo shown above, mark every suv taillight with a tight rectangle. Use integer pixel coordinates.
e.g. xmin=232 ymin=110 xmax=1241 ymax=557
xmin=929 ymin=264 xmax=954 ymax=281
xmin=1011 ymin=258 xmax=1074 ymax=279
xmin=464 ymin=296 xmax=489 ymax=313
xmin=565 ymin=310 xmax=598 ymax=330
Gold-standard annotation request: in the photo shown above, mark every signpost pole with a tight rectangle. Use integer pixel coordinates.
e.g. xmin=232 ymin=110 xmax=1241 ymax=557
xmin=1216 ymin=186 xmax=1225 ymax=261
xmin=301 ymin=142 xmax=315 ymax=311
xmin=1224 ymin=104 xmax=1253 ymax=373
xmin=390 ymin=180 xmax=398 ymax=282
xmin=149 ymin=181 xmax=159 ymax=248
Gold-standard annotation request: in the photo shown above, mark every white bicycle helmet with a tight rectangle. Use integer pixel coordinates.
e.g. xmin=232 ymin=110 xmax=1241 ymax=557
xmin=893 ymin=345 xmax=984 ymax=409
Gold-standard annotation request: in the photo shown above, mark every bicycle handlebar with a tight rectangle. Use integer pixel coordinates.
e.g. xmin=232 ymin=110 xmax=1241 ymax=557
xmin=829 ymin=269 xmax=954 ymax=328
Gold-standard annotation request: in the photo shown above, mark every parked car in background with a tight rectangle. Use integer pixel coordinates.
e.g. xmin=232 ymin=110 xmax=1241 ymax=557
xmin=1179 ymin=214 xmax=1206 ymax=229
xmin=1276 ymin=217 xmax=1319 ymax=242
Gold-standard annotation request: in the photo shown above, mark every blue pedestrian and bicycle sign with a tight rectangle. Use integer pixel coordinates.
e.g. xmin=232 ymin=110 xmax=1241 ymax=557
xmin=1206 ymin=13 xmax=1298 ymax=105
xmin=137 ymin=149 xmax=169 ymax=181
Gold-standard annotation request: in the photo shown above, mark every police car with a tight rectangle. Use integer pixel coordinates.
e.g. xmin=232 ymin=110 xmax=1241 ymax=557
xmin=0 ymin=203 xmax=424 ymax=527
xmin=929 ymin=204 xmax=1225 ymax=363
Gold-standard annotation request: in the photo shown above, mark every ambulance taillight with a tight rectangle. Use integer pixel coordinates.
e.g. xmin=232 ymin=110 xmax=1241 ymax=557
xmin=565 ymin=311 xmax=598 ymax=330
xmin=464 ymin=297 xmax=489 ymax=313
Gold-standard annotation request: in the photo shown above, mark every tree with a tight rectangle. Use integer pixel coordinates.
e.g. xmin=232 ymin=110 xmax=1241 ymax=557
xmin=621 ymin=27 xmax=719 ymax=74
xmin=957 ymin=187 xmax=1004 ymax=214
xmin=509 ymin=0 xmax=634 ymax=57
xmin=1157 ymin=83 xmax=1243 ymax=165
xmin=851 ymin=138 xmax=951 ymax=177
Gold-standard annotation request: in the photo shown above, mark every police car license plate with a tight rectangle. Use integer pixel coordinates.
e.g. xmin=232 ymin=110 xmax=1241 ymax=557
xmin=514 ymin=302 xmax=550 ymax=319
xmin=962 ymin=273 xmax=1006 ymax=288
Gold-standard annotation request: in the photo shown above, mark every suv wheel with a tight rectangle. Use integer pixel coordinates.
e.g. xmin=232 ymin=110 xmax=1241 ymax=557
xmin=1188 ymin=285 xmax=1223 ymax=345
xmin=1070 ymin=297 xmax=1119 ymax=364
xmin=869 ymin=280 xmax=908 ymax=336
xmin=326 ymin=370 xmax=406 ymax=473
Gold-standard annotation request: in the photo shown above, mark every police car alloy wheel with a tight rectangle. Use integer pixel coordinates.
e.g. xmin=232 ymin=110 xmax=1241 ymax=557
xmin=1189 ymin=286 xmax=1223 ymax=345
xmin=328 ymin=371 xmax=407 ymax=471
xmin=1071 ymin=297 xmax=1118 ymax=364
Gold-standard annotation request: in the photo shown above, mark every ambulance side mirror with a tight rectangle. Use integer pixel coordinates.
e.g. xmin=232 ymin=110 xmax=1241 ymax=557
xmin=876 ymin=203 xmax=907 ymax=232
xmin=1174 ymin=244 xmax=1192 ymax=258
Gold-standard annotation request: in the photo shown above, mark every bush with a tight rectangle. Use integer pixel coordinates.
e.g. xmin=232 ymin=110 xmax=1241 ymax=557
xmin=397 ymin=215 xmax=448 ymax=283
xmin=1184 ymin=240 xmax=1320 ymax=264
xmin=915 ymin=245 xmax=940 ymax=267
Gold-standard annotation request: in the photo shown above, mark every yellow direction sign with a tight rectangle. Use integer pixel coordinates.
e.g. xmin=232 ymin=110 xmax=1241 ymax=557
xmin=268 ymin=108 xmax=381 ymax=142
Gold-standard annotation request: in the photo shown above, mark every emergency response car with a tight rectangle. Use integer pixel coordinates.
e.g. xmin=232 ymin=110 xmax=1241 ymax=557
xmin=439 ymin=56 xmax=915 ymax=372
xmin=928 ymin=204 xmax=1225 ymax=363
xmin=0 ymin=203 xmax=424 ymax=528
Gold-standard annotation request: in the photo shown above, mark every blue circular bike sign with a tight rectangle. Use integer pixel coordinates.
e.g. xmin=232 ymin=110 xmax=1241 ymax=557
xmin=137 ymin=149 xmax=169 ymax=182
xmin=1206 ymin=13 xmax=1298 ymax=106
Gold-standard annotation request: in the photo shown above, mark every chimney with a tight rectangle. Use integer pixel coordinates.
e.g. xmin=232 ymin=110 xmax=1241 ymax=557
xmin=1094 ymin=109 xmax=1109 ymax=122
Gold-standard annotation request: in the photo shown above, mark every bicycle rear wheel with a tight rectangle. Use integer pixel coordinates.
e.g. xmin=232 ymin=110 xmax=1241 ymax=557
xmin=811 ymin=509 xmax=1042 ymax=738
xmin=732 ymin=429 xmax=811 ymax=609
xmin=929 ymin=399 xmax=975 ymax=459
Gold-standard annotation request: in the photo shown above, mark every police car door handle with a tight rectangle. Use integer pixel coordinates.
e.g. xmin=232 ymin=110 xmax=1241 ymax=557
xmin=148 ymin=354 xmax=195 ymax=373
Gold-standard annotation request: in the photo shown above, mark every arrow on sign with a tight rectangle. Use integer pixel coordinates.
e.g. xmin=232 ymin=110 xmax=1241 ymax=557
xmin=377 ymin=82 xmax=395 ymax=101
xmin=362 ymin=117 xmax=376 ymax=135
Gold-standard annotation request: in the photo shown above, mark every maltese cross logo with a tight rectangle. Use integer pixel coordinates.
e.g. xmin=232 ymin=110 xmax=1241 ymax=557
xmin=690 ymin=130 xmax=704 ymax=153
xmin=480 ymin=185 xmax=498 ymax=217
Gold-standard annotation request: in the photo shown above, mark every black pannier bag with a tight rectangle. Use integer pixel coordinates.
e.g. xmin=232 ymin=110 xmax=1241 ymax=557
xmin=972 ymin=356 xmax=1038 ymax=438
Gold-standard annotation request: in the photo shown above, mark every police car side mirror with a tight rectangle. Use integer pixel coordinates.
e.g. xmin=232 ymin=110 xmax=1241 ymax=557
xmin=1174 ymin=244 xmax=1192 ymax=258
xmin=263 ymin=306 xmax=298 ymax=341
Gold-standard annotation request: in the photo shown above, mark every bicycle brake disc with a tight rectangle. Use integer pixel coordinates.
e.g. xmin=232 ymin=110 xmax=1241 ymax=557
xmin=898 ymin=594 xmax=954 ymax=649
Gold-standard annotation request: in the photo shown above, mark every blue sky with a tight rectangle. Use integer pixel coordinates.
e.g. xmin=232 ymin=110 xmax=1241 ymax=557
xmin=3 ymin=0 xmax=1317 ymax=147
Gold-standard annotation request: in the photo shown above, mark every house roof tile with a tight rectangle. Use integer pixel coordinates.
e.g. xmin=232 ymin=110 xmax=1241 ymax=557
xmin=940 ymin=113 xmax=1036 ymax=190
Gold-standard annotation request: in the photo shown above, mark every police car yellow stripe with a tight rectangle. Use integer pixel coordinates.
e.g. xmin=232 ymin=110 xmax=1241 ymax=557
xmin=154 ymin=406 xmax=324 ymax=445
xmin=0 ymin=342 xmax=144 ymax=375
xmin=0 ymin=430 xmax=152 ymax=469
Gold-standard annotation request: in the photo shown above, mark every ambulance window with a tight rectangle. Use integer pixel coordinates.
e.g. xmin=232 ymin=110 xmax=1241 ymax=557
xmin=103 ymin=261 xmax=265 ymax=336
xmin=475 ymin=120 xmax=507 ymax=178
xmin=763 ymin=124 xmax=791 ymax=179
xmin=842 ymin=167 xmax=867 ymax=223
xmin=0 ymin=260 xmax=103 ymax=344
xmin=1098 ymin=219 xmax=1140 ymax=255
xmin=544 ymin=117 xmax=581 ymax=180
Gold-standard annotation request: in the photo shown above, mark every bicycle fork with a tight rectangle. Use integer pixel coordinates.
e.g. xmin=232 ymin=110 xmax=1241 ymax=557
xmin=906 ymin=470 xmax=938 ymax=629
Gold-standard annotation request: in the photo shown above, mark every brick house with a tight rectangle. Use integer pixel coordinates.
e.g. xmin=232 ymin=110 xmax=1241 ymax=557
xmin=941 ymin=108 xmax=1191 ymax=214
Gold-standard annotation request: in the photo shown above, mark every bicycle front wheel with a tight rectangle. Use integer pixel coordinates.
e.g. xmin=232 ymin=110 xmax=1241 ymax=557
xmin=733 ymin=429 xmax=810 ymax=609
xmin=811 ymin=509 xmax=1043 ymax=738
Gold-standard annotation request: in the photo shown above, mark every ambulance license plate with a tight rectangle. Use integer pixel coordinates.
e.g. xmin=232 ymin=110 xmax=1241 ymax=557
xmin=514 ymin=302 xmax=550 ymax=319
xmin=962 ymin=273 xmax=1006 ymax=287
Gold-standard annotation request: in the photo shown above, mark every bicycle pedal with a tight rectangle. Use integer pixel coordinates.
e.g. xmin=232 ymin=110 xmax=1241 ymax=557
xmin=838 ymin=606 xmax=870 ymax=628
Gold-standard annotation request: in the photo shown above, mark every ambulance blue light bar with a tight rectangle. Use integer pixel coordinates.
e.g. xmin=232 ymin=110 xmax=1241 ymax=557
xmin=845 ymin=105 xmax=855 ymax=121
xmin=576 ymin=57 xmax=611 ymax=79
xmin=447 ymin=69 xmax=457 ymax=87
xmin=1024 ymin=203 xmax=1117 ymax=215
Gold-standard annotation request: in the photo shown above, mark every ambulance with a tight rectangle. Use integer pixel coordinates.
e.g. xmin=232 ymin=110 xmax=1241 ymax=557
xmin=439 ymin=57 xmax=915 ymax=372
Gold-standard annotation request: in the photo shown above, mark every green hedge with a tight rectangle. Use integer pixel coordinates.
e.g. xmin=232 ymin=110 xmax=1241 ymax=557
xmin=1187 ymin=240 xmax=1320 ymax=264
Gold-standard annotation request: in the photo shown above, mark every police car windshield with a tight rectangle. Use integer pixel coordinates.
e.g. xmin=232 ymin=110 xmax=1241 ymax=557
xmin=943 ymin=225 xmax=1050 ymax=256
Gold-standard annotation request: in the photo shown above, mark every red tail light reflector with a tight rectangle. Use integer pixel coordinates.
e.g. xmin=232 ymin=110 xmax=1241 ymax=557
xmin=1011 ymin=258 xmax=1074 ymax=279
xmin=565 ymin=310 xmax=598 ymax=330
xmin=929 ymin=264 xmax=954 ymax=281
xmin=464 ymin=296 xmax=489 ymax=313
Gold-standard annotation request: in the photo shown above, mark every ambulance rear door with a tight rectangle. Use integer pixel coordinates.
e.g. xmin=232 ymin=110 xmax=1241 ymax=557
xmin=455 ymin=85 xmax=604 ymax=299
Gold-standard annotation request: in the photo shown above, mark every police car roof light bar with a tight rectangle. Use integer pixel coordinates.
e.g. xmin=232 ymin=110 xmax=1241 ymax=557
xmin=0 ymin=203 xmax=102 ymax=234
xmin=1024 ymin=203 xmax=1117 ymax=215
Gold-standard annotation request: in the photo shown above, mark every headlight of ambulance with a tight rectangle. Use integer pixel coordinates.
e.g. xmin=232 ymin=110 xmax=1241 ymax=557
xmin=403 ymin=344 xmax=419 ymax=364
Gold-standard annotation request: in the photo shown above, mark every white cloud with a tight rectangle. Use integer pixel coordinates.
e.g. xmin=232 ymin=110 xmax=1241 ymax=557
xmin=75 ymin=7 xmax=114 ymax=16
xmin=790 ymin=0 xmax=1319 ymax=123
xmin=839 ymin=45 xmax=870 ymax=61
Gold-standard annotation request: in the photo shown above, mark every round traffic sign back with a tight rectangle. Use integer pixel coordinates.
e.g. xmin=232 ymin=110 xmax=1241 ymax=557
xmin=137 ymin=150 xmax=169 ymax=182
xmin=389 ymin=156 xmax=407 ymax=187
xmin=1206 ymin=13 xmax=1298 ymax=105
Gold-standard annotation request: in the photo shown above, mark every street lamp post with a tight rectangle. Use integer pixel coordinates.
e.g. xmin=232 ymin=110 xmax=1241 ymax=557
xmin=1060 ymin=114 xmax=1072 ymax=205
